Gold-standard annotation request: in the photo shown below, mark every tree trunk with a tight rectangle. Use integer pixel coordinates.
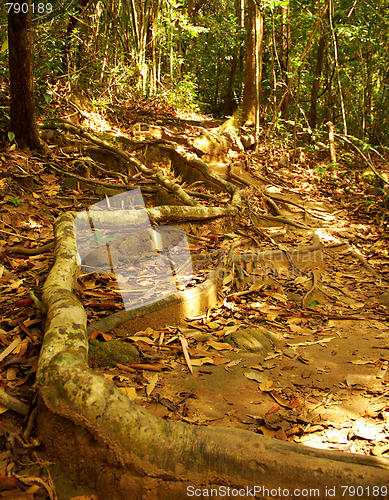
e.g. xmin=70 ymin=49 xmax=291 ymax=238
xmin=279 ymin=3 xmax=291 ymax=120
xmin=221 ymin=0 xmax=261 ymax=131
xmin=308 ymin=35 xmax=325 ymax=130
xmin=8 ymin=0 xmax=41 ymax=150
xmin=254 ymin=2 xmax=264 ymax=141
xmin=239 ymin=0 xmax=256 ymax=125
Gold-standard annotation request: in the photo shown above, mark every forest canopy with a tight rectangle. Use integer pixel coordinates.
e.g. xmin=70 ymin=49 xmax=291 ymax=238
xmin=0 ymin=0 xmax=388 ymax=145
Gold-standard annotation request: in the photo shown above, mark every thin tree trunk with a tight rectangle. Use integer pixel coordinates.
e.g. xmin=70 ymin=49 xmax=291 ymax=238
xmin=61 ymin=0 xmax=90 ymax=75
xmin=308 ymin=35 xmax=325 ymax=130
xmin=223 ymin=0 xmax=244 ymax=116
xmin=267 ymin=3 xmax=328 ymax=135
xmin=329 ymin=0 xmax=347 ymax=135
xmin=254 ymin=1 xmax=264 ymax=142
xmin=279 ymin=3 xmax=291 ymax=119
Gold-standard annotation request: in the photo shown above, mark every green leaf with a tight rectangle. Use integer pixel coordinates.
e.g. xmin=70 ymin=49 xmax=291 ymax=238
xmin=43 ymin=92 xmax=52 ymax=105
xmin=7 ymin=132 xmax=15 ymax=142
xmin=1 ymin=39 xmax=8 ymax=52
xmin=9 ymin=197 xmax=21 ymax=206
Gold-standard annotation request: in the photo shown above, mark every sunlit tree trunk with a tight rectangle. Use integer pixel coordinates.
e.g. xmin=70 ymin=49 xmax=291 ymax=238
xmin=223 ymin=45 xmax=239 ymax=116
xmin=254 ymin=1 xmax=264 ymax=140
xmin=222 ymin=0 xmax=263 ymax=130
xmin=239 ymin=0 xmax=256 ymax=125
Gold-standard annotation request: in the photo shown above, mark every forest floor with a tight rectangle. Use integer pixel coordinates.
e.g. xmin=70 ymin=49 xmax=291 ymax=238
xmin=0 ymin=96 xmax=389 ymax=499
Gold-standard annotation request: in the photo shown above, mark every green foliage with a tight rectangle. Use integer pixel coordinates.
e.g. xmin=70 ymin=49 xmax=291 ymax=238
xmin=164 ymin=75 xmax=202 ymax=112
xmin=0 ymin=0 xmax=387 ymax=140
xmin=9 ymin=196 xmax=21 ymax=206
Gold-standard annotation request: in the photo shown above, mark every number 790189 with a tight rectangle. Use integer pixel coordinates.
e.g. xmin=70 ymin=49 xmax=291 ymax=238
xmin=6 ymin=3 xmax=53 ymax=15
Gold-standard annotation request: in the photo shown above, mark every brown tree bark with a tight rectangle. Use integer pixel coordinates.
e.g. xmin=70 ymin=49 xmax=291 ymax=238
xmin=8 ymin=0 xmax=41 ymax=150
xmin=239 ymin=0 xmax=256 ymax=125
xmin=221 ymin=0 xmax=262 ymax=131
xmin=308 ymin=35 xmax=325 ymax=130
xmin=223 ymin=0 xmax=244 ymax=117
xmin=279 ymin=3 xmax=291 ymax=119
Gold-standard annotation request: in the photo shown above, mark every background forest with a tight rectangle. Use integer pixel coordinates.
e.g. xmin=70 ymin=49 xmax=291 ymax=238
xmin=1 ymin=0 xmax=388 ymax=146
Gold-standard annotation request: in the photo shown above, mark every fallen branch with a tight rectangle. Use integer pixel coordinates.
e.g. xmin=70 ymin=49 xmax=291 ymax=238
xmin=0 ymin=389 xmax=28 ymax=415
xmin=6 ymin=241 xmax=54 ymax=255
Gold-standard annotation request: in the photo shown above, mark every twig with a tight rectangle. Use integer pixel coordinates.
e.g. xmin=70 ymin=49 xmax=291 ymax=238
xmin=47 ymin=163 xmax=128 ymax=189
xmin=6 ymin=241 xmax=54 ymax=255
xmin=0 ymin=390 xmax=28 ymax=416
xmin=15 ymin=473 xmax=56 ymax=500
xmin=179 ymin=335 xmax=193 ymax=375
xmin=0 ymin=337 xmax=21 ymax=362
xmin=0 ymin=228 xmax=36 ymax=241
xmin=23 ymin=406 xmax=38 ymax=439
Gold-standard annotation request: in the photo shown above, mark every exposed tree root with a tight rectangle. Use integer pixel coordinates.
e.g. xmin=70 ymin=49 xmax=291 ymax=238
xmin=40 ymin=122 xmax=241 ymax=208
xmin=126 ymin=154 xmax=198 ymax=206
xmin=36 ymin=212 xmax=389 ymax=500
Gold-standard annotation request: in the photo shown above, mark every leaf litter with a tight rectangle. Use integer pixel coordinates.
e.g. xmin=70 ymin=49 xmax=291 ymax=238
xmin=0 ymin=102 xmax=389 ymax=498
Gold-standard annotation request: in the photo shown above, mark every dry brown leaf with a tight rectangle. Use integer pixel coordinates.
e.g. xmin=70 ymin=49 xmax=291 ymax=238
xmin=259 ymin=380 xmax=273 ymax=391
xmin=211 ymin=355 xmax=230 ymax=365
xmin=244 ymin=370 xmax=268 ymax=383
xmin=270 ymin=391 xmax=289 ymax=406
xmin=287 ymin=337 xmax=335 ymax=347
xmin=206 ymin=340 xmax=233 ymax=351
xmin=257 ymin=425 xmax=277 ymax=437
xmin=146 ymin=373 xmax=158 ymax=396
xmin=191 ymin=357 xmax=214 ymax=366
xmin=129 ymin=336 xmax=154 ymax=344
xmin=376 ymin=361 xmax=388 ymax=379
xmin=223 ymin=325 xmax=241 ymax=336
xmin=119 ymin=386 xmax=137 ymax=399
xmin=225 ymin=358 xmax=242 ymax=371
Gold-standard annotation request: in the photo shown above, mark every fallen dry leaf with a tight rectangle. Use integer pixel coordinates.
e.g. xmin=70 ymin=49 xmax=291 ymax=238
xmin=119 ymin=386 xmax=137 ymax=399
xmin=206 ymin=340 xmax=233 ymax=351
xmin=146 ymin=373 xmax=158 ymax=396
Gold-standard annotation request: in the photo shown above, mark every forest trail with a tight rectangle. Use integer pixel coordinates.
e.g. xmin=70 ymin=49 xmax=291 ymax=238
xmin=0 ymin=102 xmax=389 ymax=499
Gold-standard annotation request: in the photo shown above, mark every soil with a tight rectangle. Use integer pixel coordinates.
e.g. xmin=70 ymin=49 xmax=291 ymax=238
xmin=1 ymin=104 xmax=389 ymax=499
xmin=89 ymin=228 xmax=389 ymax=459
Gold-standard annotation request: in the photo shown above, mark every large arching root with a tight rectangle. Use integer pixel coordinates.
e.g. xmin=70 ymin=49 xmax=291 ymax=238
xmin=35 ymin=211 xmax=389 ymax=500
